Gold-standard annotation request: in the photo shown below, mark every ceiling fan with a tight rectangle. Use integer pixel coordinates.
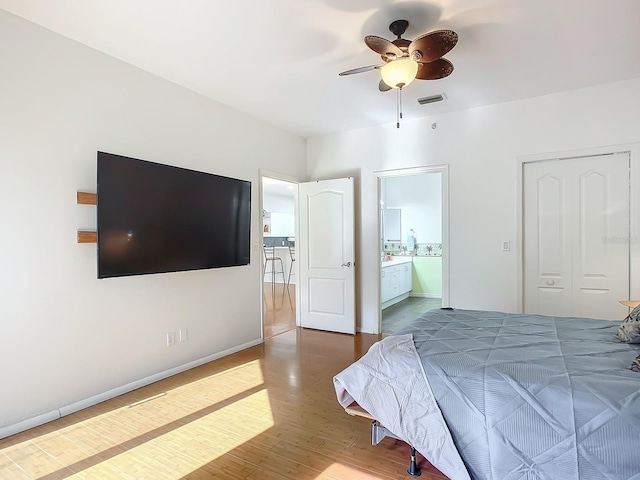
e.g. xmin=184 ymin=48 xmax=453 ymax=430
xmin=339 ymin=19 xmax=458 ymax=91
xmin=339 ymin=19 xmax=457 ymax=127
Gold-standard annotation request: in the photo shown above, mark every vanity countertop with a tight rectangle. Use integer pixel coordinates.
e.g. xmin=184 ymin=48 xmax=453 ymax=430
xmin=381 ymin=256 xmax=413 ymax=267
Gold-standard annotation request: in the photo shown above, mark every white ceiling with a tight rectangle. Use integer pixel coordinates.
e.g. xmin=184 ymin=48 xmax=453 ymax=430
xmin=2 ymin=0 xmax=640 ymax=138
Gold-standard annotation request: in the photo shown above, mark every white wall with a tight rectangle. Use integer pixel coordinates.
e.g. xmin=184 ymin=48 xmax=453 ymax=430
xmin=384 ymin=173 xmax=442 ymax=243
xmin=308 ymin=78 xmax=640 ymax=333
xmin=263 ymin=193 xmax=295 ymax=237
xmin=263 ymin=193 xmax=295 ymax=215
xmin=0 ymin=11 xmax=306 ymax=435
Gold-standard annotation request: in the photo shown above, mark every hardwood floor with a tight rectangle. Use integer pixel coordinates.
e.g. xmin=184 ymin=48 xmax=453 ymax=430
xmin=263 ymin=283 xmax=296 ymax=339
xmin=0 ymin=328 xmax=449 ymax=480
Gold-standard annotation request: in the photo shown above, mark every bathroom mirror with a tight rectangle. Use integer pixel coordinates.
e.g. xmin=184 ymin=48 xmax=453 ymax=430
xmin=383 ymin=208 xmax=401 ymax=241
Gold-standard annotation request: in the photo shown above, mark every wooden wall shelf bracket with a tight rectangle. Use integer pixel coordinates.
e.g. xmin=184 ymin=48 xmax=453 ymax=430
xmin=77 ymin=231 xmax=97 ymax=244
xmin=77 ymin=191 xmax=97 ymax=243
xmin=77 ymin=191 xmax=97 ymax=205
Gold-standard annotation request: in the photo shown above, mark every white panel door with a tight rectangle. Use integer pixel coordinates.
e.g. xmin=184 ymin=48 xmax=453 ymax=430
xmin=298 ymin=178 xmax=355 ymax=334
xmin=524 ymin=153 xmax=629 ymax=320
xmin=524 ymin=166 xmax=573 ymax=315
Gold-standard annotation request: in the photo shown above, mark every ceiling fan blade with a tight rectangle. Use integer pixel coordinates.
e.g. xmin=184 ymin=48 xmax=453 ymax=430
xmin=364 ymin=35 xmax=403 ymax=58
xmin=409 ymin=30 xmax=458 ymax=63
xmin=339 ymin=64 xmax=384 ymax=76
xmin=416 ymin=58 xmax=454 ymax=80
xmin=379 ymin=79 xmax=392 ymax=92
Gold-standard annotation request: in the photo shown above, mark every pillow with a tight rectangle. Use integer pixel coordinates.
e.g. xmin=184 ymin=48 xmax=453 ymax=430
xmin=616 ymin=304 xmax=640 ymax=343
xmin=629 ymin=354 xmax=640 ymax=372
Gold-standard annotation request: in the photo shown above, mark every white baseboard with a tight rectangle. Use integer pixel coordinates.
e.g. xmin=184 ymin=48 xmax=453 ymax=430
xmin=356 ymin=326 xmax=375 ymax=334
xmin=382 ymin=292 xmax=410 ymax=310
xmin=0 ymin=338 xmax=263 ymax=440
xmin=0 ymin=411 xmax=60 ymax=440
xmin=410 ymin=293 xmax=442 ymax=299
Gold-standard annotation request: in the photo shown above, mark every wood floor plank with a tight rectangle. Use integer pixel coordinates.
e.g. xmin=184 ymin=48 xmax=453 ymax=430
xmin=2 ymin=441 xmax=74 ymax=479
xmin=245 ymin=467 xmax=289 ymax=480
xmin=32 ymin=432 xmax=99 ymax=471
xmin=0 ymin=328 xmax=451 ymax=480
xmin=223 ymin=441 xmax=322 ymax=480
xmin=0 ymin=451 xmax=31 ymax=480
xmin=264 ymin=283 xmax=296 ymax=339
xmin=269 ymin=440 xmax=405 ymax=480
xmin=73 ymin=459 xmax=138 ymax=480
xmin=321 ymin=461 xmax=403 ymax=480
xmin=181 ymin=449 xmax=259 ymax=479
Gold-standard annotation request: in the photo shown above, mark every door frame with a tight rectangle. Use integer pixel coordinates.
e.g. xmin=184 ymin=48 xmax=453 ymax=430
xmin=259 ymin=169 xmax=300 ymax=339
xmin=517 ymin=143 xmax=640 ymax=313
xmin=374 ymin=165 xmax=450 ymax=334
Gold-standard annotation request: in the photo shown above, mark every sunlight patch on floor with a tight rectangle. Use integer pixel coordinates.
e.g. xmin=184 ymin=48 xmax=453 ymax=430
xmin=318 ymin=462 xmax=388 ymax=480
xmin=75 ymin=389 xmax=275 ymax=479
xmin=1 ymin=359 xmax=272 ymax=479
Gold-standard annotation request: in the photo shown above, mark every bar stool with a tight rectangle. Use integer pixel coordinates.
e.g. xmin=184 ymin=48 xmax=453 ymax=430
xmin=287 ymin=244 xmax=296 ymax=286
xmin=263 ymin=245 xmax=285 ymax=284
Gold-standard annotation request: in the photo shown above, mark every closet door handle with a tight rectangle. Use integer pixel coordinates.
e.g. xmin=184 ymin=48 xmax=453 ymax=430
xmin=341 ymin=262 xmax=352 ymax=267
xmin=546 ymin=280 xmax=555 ymax=286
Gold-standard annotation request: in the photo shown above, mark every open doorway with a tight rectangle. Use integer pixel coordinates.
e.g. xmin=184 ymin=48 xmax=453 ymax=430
xmin=262 ymin=176 xmax=298 ymax=339
xmin=377 ymin=166 xmax=449 ymax=334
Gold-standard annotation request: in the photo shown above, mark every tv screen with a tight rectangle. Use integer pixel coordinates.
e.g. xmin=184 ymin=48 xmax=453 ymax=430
xmin=97 ymin=152 xmax=251 ymax=279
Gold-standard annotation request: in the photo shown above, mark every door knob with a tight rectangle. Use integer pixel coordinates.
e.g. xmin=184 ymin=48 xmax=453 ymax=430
xmin=341 ymin=262 xmax=352 ymax=267
xmin=546 ymin=280 xmax=555 ymax=286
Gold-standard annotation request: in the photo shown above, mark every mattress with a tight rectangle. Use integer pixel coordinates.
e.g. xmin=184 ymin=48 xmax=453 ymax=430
xmin=399 ymin=309 xmax=640 ymax=479
xmin=334 ymin=309 xmax=640 ymax=480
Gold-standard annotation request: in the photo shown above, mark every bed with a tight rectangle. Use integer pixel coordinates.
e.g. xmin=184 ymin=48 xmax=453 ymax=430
xmin=334 ymin=308 xmax=640 ymax=480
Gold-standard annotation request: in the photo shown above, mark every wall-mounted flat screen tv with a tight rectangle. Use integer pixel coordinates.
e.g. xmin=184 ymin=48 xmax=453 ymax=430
xmin=97 ymin=152 xmax=251 ymax=279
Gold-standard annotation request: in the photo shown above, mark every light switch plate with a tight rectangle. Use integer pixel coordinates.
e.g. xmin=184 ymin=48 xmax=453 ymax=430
xmin=502 ymin=241 xmax=510 ymax=251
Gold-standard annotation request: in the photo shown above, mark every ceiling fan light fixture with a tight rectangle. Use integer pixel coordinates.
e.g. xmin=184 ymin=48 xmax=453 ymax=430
xmin=380 ymin=58 xmax=419 ymax=89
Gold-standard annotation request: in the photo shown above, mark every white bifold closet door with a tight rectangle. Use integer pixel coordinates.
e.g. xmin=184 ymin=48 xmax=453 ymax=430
xmin=524 ymin=153 xmax=630 ymax=320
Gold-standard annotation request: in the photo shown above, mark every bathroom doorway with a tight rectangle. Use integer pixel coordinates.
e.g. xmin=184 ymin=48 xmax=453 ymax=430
xmin=376 ymin=166 xmax=449 ymax=334
xmin=261 ymin=175 xmax=298 ymax=339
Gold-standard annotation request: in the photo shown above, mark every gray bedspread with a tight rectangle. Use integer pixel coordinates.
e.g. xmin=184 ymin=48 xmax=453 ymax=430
xmin=398 ymin=308 xmax=640 ymax=480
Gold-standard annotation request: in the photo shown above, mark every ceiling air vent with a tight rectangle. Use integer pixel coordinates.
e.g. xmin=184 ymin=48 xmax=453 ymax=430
xmin=417 ymin=93 xmax=446 ymax=105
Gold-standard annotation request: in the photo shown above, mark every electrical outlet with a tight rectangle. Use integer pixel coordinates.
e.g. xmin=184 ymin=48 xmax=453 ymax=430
xmin=179 ymin=328 xmax=188 ymax=343
xmin=166 ymin=332 xmax=176 ymax=346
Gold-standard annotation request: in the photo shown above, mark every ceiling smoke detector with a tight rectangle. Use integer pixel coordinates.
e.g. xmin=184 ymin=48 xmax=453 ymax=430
xmin=417 ymin=93 xmax=446 ymax=105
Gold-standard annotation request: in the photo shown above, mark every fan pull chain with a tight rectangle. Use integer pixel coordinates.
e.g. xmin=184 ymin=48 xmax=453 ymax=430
xmin=396 ymin=87 xmax=404 ymax=128
xmin=396 ymin=88 xmax=400 ymax=128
